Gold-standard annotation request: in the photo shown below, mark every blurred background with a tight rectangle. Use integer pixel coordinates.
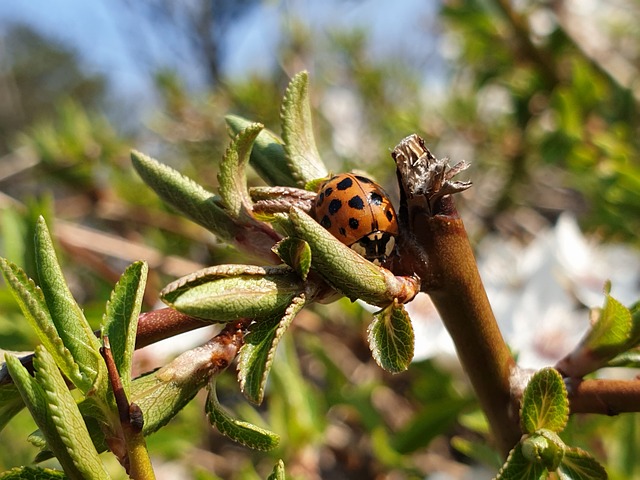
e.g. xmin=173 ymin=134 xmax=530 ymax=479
xmin=0 ymin=0 xmax=639 ymax=478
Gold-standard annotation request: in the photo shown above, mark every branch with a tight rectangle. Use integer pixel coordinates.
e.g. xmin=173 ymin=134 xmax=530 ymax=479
xmin=392 ymin=134 xmax=521 ymax=455
xmin=568 ymin=378 xmax=640 ymax=415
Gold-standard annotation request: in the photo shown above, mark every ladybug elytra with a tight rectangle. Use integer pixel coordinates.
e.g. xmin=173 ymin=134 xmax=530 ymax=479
xmin=312 ymin=173 xmax=399 ymax=265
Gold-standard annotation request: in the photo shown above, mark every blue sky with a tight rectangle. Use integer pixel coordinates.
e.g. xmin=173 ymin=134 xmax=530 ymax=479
xmin=0 ymin=0 xmax=442 ymax=115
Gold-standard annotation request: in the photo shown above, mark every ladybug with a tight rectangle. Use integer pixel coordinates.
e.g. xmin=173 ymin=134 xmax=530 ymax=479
xmin=312 ymin=173 xmax=399 ymax=265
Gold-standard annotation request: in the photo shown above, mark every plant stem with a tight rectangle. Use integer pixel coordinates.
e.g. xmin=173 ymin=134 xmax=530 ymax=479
xmin=392 ymin=134 xmax=521 ymax=455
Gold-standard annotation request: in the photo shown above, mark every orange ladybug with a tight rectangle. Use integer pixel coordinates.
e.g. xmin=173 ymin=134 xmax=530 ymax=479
xmin=312 ymin=173 xmax=399 ymax=265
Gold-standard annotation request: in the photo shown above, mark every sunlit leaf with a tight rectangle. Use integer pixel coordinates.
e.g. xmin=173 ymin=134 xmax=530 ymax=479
xmin=495 ymin=443 xmax=548 ymax=480
xmin=161 ymin=265 xmax=304 ymax=322
xmin=101 ymin=261 xmax=148 ymax=396
xmin=521 ymin=368 xmax=568 ymax=434
xmin=368 ymin=300 xmax=414 ymax=373
xmin=238 ymin=294 xmax=306 ymax=404
xmin=267 ymin=459 xmax=286 ymax=480
xmin=557 ymin=446 xmax=607 ymax=480
xmin=218 ymin=123 xmax=263 ymax=218
xmin=288 ymin=207 xmax=419 ymax=306
xmin=225 ymin=115 xmax=297 ymax=187
xmin=273 ymin=237 xmax=312 ymax=280
xmin=521 ymin=430 xmax=565 ymax=472
xmin=206 ymin=377 xmax=279 ymax=451
xmin=280 ymin=71 xmax=328 ymax=186
xmin=6 ymin=349 xmax=110 ymax=480
xmin=0 ymin=258 xmax=84 ymax=390
xmin=130 ymin=150 xmax=237 ymax=240
xmin=34 ymin=217 xmax=103 ymax=393
xmin=0 ymin=466 xmax=67 ymax=479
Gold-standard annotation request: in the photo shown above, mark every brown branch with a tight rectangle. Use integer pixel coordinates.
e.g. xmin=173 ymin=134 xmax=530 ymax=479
xmin=392 ymin=135 xmax=521 ymax=456
xmin=568 ymin=378 xmax=640 ymax=415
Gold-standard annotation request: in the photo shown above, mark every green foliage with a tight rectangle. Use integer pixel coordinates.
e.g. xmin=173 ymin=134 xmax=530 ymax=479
xmin=368 ymin=301 xmax=414 ymax=374
xmin=280 ymin=71 xmax=328 ymax=186
xmin=497 ymin=368 xmax=606 ymax=480
xmin=206 ymin=378 xmax=280 ymax=451
xmin=160 ymin=265 xmax=304 ymax=322
xmin=6 ymin=348 xmax=110 ymax=480
xmin=237 ymin=295 xmax=306 ymax=405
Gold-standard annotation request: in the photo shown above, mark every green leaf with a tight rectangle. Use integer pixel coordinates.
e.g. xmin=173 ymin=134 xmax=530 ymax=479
xmin=131 ymin=150 xmax=280 ymax=261
xmin=582 ymin=290 xmax=632 ymax=356
xmin=6 ymin=349 xmax=110 ymax=480
xmin=280 ymin=71 xmax=328 ymax=186
xmin=0 ymin=258 xmax=84 ymax=390
xmin=521 ymin=368 xmax=569 ymax=434
xmin=273 ymin=237 xmax=312 ymax=280
xmin=131 ymin=150 xmax=235 ymax=237
xmin=288 ymin=207 xmax=419 ymax=306
xmin=161 ymin=265 xmax=304 ymax=322
xmin=496 ymin=443 xmax=548 ymax=480
xmin=206 ymin=377 xmax=279 ymax=451
xmin=557 ymin=446 xmax=607 ymax=480
xmin=521 ymin=430 xmax=565 ymax=471
xmin=367 ymin=301 xmax=415 ymax=373
xmin=101 ymin=261 xmax=148 ymax=396
xmin=34 ymin=217 xmax=103 ymax=393
xmin=0 ymin=466 xmax=67 ymax=479
xmin=238 ymin=294 xmax=307 ymax=404
xmin=218 ymin=123 xmax=263 ymax=219
xmin=267 ymin=460 xmax=286 ymax=480
xmin=0 ymin=383 xmax=25 ymax=433
xmin=225 ymin=115 xmax=298 ymax=187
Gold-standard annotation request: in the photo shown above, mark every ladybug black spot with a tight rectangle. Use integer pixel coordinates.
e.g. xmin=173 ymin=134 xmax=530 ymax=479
xmin=328 ymin=199 xmax=342 ymax=215
xmin=369 ymin=192 xmax=383 ymax=206
xmin=316 ymin=192 xmax=324 ymax=206
xmin=348 ymin=195 xmax=365 ymax=210
xmin=354 ymin=175 xmax=373 ymax=184
xmin=320 ymin=215 xmax=332 ymax=229
xmin=348 ymin=218 xmax=359 ymax=230
xmin=338 ymin=227 xmax=347 ymax=237
xmin=385 ymin=209 xmax=394 ymax=221
xmin=324 ymin=187 xmax=333 ymax=197
xmin=336 ymin=177 xmax=353 ymax=190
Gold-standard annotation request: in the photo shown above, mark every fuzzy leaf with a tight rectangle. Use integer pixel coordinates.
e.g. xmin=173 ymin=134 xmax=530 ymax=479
xmin=131 ymin=150 xmax=236 ymax=239
xmin=226 ymin=115 xmax=298 ymax=187
xmin=368 ymin=300 xmax=415 ymax=373
xmin=0 ymin=466 xmax=67 ymax=479
xmin=34 ymin=217 xmax=103 ymax=393
xmin=0 ymin=258 xmax=84 ymax=390
xmin=267 ymin=460 xmax=286 ymax=480
xmin=288 ymin=207 xmax=419 ymax=306
xmin=161 ymin=265 xmax=304 ymax=322
xmin=101 ymin=261 xmax=148 ymax=396
xmin=218 ymin=123 xmax=263 ymax=218
xmin=131 ymin=150 xmax=280 ymax=261
xmin=238 ymin=294 xmax=306 ymax=404
xmin=32 ymin=347 xmax=109 ymax=480
xmin=273 ymin=237 xmax=312 ymax=280
xmin=521 ymin=430 xmax=565 ymax=471
xmin=206 ymin=377 xmax=279 ymax=451
xmin=521 ymin=368 xmax=569 ymax=434
xmin=280 ymin=71 xmax=328 ymax=186
xmin=496 ymin=443 xmax=548 ymax=480
xmin=6 ymin=349 xmax=109 ymax=480
xmin=557 ymin=447 xmax=607 ymax=480
xmin=582 ymin=290 xmax=632 ymax=357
